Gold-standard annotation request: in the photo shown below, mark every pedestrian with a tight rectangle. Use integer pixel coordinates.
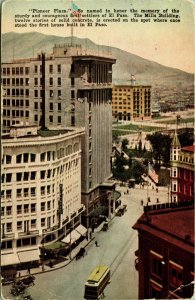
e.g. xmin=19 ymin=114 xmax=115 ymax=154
xmin=42 ymin=264 xmax=45 ymax=272
xmin=95 ymin=240 xmax=99 ymax=247
xmin=18 ymin=272 xmax=21 ymax=277
xmin=49 ymin=260 xmax=53 ymax=268
xmin=141 ymin=200 xmax=143 ymax=206
xmin=27 ymin=268 xmax=30 ymax=274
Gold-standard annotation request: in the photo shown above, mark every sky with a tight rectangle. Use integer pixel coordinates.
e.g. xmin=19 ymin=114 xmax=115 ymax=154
xmin=1 ymin=0 xmax=194 ymax=73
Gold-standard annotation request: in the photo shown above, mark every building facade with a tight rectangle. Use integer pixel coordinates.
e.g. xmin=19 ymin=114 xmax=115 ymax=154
xmin=1 ymin=45 xmax=116 ymax=227
xmin=170 ymin=133 xmax=194 ymax=203
xmin=112 ymin=84 xmax=151 ymax=121
xmin=133 ymin=204 xmax=194 ymax=299
xmin=1 ymin=125 xmax=84 ymax=267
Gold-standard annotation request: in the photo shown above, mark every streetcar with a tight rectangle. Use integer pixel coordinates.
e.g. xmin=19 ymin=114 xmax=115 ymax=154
xmin=84 ymin=265 xmax=110 ymax=299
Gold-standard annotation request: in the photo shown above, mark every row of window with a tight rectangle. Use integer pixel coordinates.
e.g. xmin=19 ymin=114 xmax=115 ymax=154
xmin=2 ymin=149 xmax=79 ymax=165
xmin=3 ymin=99 xmax=29 ymax=106
xmin=2 ymin=162 xmax=79 ymax=185
xmin=2 ymin=78 xmax=29 ymax=86
xmin=113 ymin=88 xmax=151 ymax=92
xmin=2 ymin=67 xmax=30 ymax=75
xmin=3 ymin=110 xmax=29 ymax=117
xmin=4 ymin=89 xmax=29 ymax=96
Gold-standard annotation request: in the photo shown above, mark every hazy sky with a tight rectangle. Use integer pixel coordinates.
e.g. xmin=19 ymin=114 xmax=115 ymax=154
xmin=1 ymin=0 xmax=194 ymax=73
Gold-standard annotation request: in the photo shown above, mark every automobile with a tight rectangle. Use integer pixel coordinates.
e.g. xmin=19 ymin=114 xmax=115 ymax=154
xmin=102 ymin=222 xmax=109 ymax=231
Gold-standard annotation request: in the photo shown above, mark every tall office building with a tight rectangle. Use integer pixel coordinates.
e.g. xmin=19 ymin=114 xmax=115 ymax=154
xmin=2 ymin=44 xmax=116 ymax=227
xmin=112 ymin=84 xmax=151 ymax=121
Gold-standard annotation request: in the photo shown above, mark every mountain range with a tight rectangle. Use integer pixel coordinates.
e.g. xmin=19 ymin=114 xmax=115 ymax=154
xmin=2 ymin=32 xmax=194 ymax=92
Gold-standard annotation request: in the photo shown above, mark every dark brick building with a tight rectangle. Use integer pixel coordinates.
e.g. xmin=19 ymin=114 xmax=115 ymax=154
xmin=133 ymin=204 xmax=194 ymax=299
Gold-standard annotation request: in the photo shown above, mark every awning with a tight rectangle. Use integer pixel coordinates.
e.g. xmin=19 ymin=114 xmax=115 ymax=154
xmin=1 ymin=253 xmax=20 ymax=266
xmin=75 ymin=224 xmax=87 ymax=236
xmin=88 ymin=206 xmax=107 ymax=218
xmin=18 ymin=249 xmax=40 ymax=263
xmin=61 ymin=230 xmax=81 ymax=244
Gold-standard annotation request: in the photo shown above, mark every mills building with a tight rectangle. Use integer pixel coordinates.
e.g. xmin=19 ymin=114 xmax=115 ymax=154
xmin=2 ymin=44 xmax=116 ymax=229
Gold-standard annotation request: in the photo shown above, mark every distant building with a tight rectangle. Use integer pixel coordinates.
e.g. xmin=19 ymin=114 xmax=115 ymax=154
xmin=170 ymin=132 xmax=194 ymax=203
xmin=2 ymin=45 xmax=116 ymax=228
xmin=112 ymin=84 xmax=151 ymax=121
xmin=133 ymin=204 xmax=194 ymax=299
xmin=1 ymin=125 xmax=84 ymax=268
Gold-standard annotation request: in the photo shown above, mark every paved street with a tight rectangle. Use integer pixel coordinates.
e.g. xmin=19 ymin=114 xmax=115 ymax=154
xmin=2 ymin=182 xmax=168 ymax=300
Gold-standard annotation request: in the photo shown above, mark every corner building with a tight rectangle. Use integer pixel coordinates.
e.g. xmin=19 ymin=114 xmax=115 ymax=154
xmin=170 ymin=132 xmax=194 ymax=203
xmin=1 ymin=45 xmax=116 ymax=227
xmin=1 ymin=125 xmax=84 ymax=267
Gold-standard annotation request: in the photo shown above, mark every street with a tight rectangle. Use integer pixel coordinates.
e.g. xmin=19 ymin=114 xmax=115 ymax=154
xmin=2 ymin=183 xmax=168 ymax=300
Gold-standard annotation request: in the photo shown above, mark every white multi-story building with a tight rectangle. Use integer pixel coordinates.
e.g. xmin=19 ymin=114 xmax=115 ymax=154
xmin=1 ymin=125 xmax=85 ymax=268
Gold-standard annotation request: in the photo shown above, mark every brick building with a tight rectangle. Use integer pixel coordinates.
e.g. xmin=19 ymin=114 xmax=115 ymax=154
xmin=112 ymin=84 xmax=151 ymax=121
xmin=133 ymin=203 xmax=194 ymax=299
xmin=170 ymin=132 xmax=194 ymax=203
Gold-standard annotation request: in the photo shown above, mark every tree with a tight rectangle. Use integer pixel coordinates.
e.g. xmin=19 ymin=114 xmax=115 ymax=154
xmin=146 ymin=132 xmax=172 ymax=166
xmin=178 ymin=129 xmax=193 ymax=147
xmin=121 ymin=138 xmax=129 ymax=152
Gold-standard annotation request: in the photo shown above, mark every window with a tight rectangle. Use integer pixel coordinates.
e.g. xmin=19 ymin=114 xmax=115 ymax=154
xmin=24 ymin=204 xmax=29 ymax=213
xmin=34 ymin=90 xmax=38 ymax=97
xmin=41 ymin=186 xmax=45 ymax=195
xmin=169 ymin=262 xmax=183 ymax=291
xmin=6 ymin=155 xmax=12 ymax=164
xmin=31 ymin=171 xmax=36 ymax=180
xmin=6 ymin=190 xmax=12 ymax=198
xmin=58 ymin=116 xmax=61 ymax=124
xmin=49 ymin=103 xmax=53 ymax=111
xmin=49 ymin=116 xmax=53 ymax=123
xmin=31 ymin=187 xmax=36 ymax=196
xmin=150 ymin=251 xmax=163 ymax=279
xmin=41 ymin=218 xmax=46 ymax=227
xmin=31 ymin=204 xmax=36 ymax=213
xmin=58 ymin=103 xmax=61 ymax=111
xmin=6 ymin=223 xmax=12 ymax=232
xmin=16 ymin=154 xmax=22 ymax=164
xmin=17 ymin=189 xmax=22 ymax=197
xmin=23 ymin=153 xmax=28 ymax=163
xmin=23 ymin=172 xmax=29 ymax=181
xmin=49 ymin=78 xmax=53 ymax=86
xmin=57 ymin=64 xmax=61 ymax=73
xmin=49 ymin=65 xmax=53 ymax=74
xmin=31 ymin=153 xmax=36 ymax=162
xmin=58 ymin=77 xmax=61 ymax=86
xmin=16 ymin=173 xmax=22 ymax=182
xmin=17 ymin=221 xmax=22 ymax=230
xmin=50 ymin=90 xmax=54 ymax=98
xmin=17 ymin=204 xmax=22 ymax=214
xmin=40 ymin=152 xmax=46 ymax=162
xmin=58 ymin=90 xmax=61 ymax=99
xmin=40 ymin=170 xmax=46 ymax=179
xmin=31 ymin=219 xmax=36 ymax=228
xmin=34 ymin=65 xmax=38 ymax=73
xmin=24 ymin=188 xmax=29 ymax=197
xmin=6 ymin=173 xmax=12 ymax=183
xmin=41 ymin=202 xmax=45 ymax=211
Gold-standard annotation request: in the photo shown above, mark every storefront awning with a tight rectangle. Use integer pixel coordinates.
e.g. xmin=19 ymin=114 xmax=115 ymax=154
xmin=61 ymin=230 xmax=81 ymax=244
xmin=18 ymin=249 xmax=40 ymax=263
xmin=75 ymin=224 xmax=87 ymax=236
xmin=1 ymin=253 xmax=20 ymax=266
xmin=88 ymin=206 xmax=107 ymax=218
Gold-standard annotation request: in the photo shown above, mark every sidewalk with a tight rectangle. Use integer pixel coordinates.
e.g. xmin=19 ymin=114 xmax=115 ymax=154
xmin=15 ymin=236 xmax=95 ymax=279
xmin=15 ymin=220 xmax=112 ymax=279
